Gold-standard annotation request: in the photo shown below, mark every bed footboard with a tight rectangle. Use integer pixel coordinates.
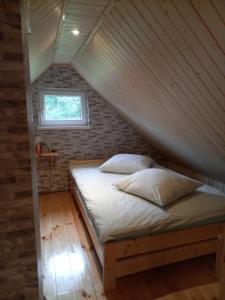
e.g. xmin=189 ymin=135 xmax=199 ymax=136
xmin=102 ymin=222 xmax=225 ymax=293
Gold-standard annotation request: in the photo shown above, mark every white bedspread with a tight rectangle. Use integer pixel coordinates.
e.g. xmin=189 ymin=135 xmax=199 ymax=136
xmin=70 ymin=162 xmax=225 ymax=243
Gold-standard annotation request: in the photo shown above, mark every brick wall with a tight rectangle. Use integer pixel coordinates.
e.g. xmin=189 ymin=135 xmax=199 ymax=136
xmin=0 ymin=1 xmax=38 ymax=299
xmin=32 ymin=65 xmax=158 ymax=192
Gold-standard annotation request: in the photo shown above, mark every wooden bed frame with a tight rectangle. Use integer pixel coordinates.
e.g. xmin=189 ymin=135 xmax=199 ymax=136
xmin=69 ymin=159 xmax=225 ymax=294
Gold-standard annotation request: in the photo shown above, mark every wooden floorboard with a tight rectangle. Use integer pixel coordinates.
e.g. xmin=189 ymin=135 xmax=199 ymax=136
xmin=40 ymin=191 xmax=220 ymax=300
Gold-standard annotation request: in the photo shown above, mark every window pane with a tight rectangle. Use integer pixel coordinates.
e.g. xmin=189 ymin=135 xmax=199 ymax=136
xmin=44 ymin=95 xmax=82 ymax=121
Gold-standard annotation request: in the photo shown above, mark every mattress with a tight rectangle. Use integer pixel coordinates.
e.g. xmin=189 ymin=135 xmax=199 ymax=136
xmin=69 ymin=162 xmax=225 ymax=243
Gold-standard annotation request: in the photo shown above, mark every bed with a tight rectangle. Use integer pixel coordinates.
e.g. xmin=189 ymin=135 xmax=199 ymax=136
xmin=69 ymin=159 xmax=225 ymax=293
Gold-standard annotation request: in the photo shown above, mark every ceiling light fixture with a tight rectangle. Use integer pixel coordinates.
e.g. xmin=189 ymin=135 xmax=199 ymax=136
xmin=71 ymin=29 xmax=80 ymax=36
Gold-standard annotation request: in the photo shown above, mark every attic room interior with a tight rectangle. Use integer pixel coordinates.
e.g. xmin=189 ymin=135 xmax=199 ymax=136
xmin=1 ymin=0 xmax=225 ymax=299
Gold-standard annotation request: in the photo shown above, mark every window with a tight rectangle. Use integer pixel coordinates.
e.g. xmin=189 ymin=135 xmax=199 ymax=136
xmin=38 ymin=89 xmax=89 ymax=129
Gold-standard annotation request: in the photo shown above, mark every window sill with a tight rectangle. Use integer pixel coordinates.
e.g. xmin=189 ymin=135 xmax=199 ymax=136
xmin=37 ymin=125 xmax=91 ymax=130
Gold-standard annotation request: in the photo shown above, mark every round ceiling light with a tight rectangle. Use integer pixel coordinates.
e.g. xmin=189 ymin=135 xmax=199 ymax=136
xmin=71 ymin=29 xmax=80 ymax=36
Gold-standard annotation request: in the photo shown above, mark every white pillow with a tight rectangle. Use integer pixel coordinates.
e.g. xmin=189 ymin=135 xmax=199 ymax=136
xmin=99 ymin=154 xmax=153 ymax=174
xmin=114 ymin=168 xmax=202 ymax=206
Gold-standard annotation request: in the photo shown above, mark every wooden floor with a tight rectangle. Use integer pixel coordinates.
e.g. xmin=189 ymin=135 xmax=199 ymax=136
xmin=40 ymin=192 xmax=220 ymax=300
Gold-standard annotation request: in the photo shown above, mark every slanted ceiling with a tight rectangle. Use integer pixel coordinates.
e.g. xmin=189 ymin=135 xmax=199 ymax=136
xmin=54 ymin=0 xmax=111 ymax=63
xmin=28 ymin=0 xmax=111 ymax=81
xmin=28 ymin=0 xmax=64 ymax=81
xmin=28 ymin=0 xmax=225 ymax=183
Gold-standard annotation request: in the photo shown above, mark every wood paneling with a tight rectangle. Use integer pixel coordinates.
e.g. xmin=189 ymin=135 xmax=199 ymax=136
xmin=28 ymin=0 xmax=64 ymax=82
xmin=54 ymin=0 xmax=111 ymax=63
xmin=28 ymin=0 xmax=113 ymax=79
xmin=72 ymin=0 xmax=225 ymax=183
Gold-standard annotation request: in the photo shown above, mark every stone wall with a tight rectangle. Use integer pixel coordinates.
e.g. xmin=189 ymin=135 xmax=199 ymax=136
xmin=0 ymin=1 xmax=38 ymax=299
xmin=32 ymin=65 xmax=158 ymax=192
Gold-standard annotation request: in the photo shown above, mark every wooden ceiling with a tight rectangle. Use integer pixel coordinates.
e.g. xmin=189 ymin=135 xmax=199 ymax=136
xmin=28 ymin=0 xmax=64 ymax=82
xmin=28 ymin=0 xmax=112 ymax=81
xmin=28 ymin=0 xmax=225 ymax=183
xmin=54 ymin=0 xmax=110 ymax=63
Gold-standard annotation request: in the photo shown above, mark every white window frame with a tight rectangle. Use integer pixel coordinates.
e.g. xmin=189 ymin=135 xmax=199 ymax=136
xmin=38 ymin=89 xmax=89 ymax=129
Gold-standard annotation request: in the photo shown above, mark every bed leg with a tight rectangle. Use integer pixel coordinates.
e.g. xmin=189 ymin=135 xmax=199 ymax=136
xmin=103 ymin=243 xmax=116 ymax=294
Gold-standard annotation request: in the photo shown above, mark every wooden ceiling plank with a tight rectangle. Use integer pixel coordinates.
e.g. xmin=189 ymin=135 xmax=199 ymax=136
xmin=67 ymin=3 xmax=106 ymax=12
xmin=31 ymin=0 xmax=62 ymax=24
xmin=75 ymin=51 xmax=220 ymax=176
xmin=77 ymin=2 xmax=225 ymax=178
xmin=190 ymin=0 xmax=225 ymax=54
xmin=106 ymin=14 xmax=223 ymax=159
xmin=154 ymin=0 xmax=225 ymax=108
xmin=100 ymin=20 xmax=213 ymax=155
xmin=65 ymin=9 xmax=103 ymax=17
xmin=54 ymin=0 xmax=111 ymax=63
xmin=108 ymin=7 xmax=225 ymax=153
xmin=132 ymin=0 xmax=225 ymax=117
xmin=121 ymin=0 xmax=225 ymax=129
xmin=174 ymin=0 xmax=225 ymax=88
xmin=143 ymin=0 xmax=225 ymax=113
xmin=211 ymin=0 xmax=225 ymax=25
xmin=80 ymin=47 xmax=223 ymax=176
xmin=72 ymin=0 xmax=108 ymax=5
xmin=64 ymin=14 xmax=97 ymax=21
xmin=29 ymin=0 xmax=64 ymax=81
xmin=53 ymin=0 xmax=69 ymax=58
xmin=71 ymin=0 xmax=115 ymax=61
xmin=118 ymin=0 xmax=225 ymax=131
xmin=30 ymin=0 xmax=48 ymax=14
xmin=73 ymin=0 xmax=225 ymax=181
xmin=100 ymin=22 xmax=177 ymax=119
xmin=31 ymin=14 xmax=60 ymax=31
xmin=92 ymin=28 xmax=180 ymax=126
xmin=62 ymin=20 xmax=96 ymax=28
